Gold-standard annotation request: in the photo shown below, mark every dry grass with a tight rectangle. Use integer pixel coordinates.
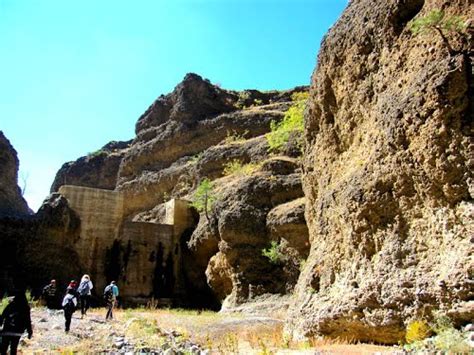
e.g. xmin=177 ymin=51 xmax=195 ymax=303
xmin=25 ymin=307 xmax=395 ymax=354
xmin=113 ymin=308 xmax=393 ymax=354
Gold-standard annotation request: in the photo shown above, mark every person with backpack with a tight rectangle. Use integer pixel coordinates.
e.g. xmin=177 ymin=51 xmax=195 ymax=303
xmin=0 ymin=290 xmax=33 ymax=355
xmin=42 ymin=279 xmax=59 ymax=311
xmin=104 ymin=281 xmax=119 ymax=321
xmin=77 ymin=275 xmax=93 ymax=318
xmin=61 ymin=288 xmax=78 ymax=333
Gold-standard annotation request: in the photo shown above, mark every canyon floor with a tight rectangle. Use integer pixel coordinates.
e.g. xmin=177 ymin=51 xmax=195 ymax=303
xmin=19 ymin=306 xmax=397 ymax=354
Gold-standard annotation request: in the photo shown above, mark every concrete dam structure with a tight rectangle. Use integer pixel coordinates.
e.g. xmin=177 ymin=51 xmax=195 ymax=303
xmin=59 ymin=185 xmax=195 ymax=304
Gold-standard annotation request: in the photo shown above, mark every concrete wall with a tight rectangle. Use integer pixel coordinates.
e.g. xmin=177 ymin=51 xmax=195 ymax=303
xmin=59 ymin=185 xmax=195 ymax=302
xmin=120 ymin=221 xmax=174 ymax=298
xmin=59 ymin=186 xmax=123 ymax=293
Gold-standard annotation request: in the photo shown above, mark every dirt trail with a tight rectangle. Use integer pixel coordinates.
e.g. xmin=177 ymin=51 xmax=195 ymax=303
xmin=14 ymin=307 xmax=396 ymax=354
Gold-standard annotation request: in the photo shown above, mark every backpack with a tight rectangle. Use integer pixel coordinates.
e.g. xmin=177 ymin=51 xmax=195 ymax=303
xmin=63 ymin=297 xmax=76 ymax=312
xmin=4 ymin=310 xmax=19 ymax=330
xmin=103 ymin=285 xmax=113 ymax=301
xmin=78 ymin=280 xmax=90 ymax=296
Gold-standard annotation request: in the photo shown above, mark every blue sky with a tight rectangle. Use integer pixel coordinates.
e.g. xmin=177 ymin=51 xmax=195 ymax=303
xmin=0 ymin=0 xmax=347 ymax=210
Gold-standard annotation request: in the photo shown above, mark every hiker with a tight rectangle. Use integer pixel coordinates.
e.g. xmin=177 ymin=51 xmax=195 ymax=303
xmin=77 ymin=274 xmax=93 ymax=318
xmin=66 ymin=280 xmax=79 ymax=298
xmin=61 ymin=288 xmax=78 ymax=333
xmin=42 ymin=279 xmax=59 ymax=311
xmin=0 ymin=291 xmax=33 ymax=355
xmin=104 ymin=281 xmax=119 ymax=321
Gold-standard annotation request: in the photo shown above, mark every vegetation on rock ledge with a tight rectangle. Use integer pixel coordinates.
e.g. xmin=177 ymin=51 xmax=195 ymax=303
xmin=266 ymin=92 xmax=308 ymax=153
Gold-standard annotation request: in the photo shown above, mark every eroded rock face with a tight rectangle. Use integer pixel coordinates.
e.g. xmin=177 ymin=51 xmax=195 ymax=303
xmin=48 ymin=73 xmax=309 ymax=307
xmin=289 ymin=0 xmax=473 ymax=344
xmin=50 ymin=140 xmax=131 ymax=192
xmin=0 ymin=131 xmax=29 ymax=217
xmin=195 ymin=166 xmax=307 ymax=308
xmin=0 ymin=194 xmax=82 ymax=296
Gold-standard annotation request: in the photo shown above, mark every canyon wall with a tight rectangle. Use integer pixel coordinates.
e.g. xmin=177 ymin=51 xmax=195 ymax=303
xmin=0 ymin=132 xmax=82 ymax=295
xmin=288 ymin=0 xmax=473 ymax=344
xmin=0 ymin=131 xmax=29 ymax=217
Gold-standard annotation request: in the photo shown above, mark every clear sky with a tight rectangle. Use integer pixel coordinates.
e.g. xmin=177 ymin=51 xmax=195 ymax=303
xmin=0 ymin=0 xmax=347 ymax=211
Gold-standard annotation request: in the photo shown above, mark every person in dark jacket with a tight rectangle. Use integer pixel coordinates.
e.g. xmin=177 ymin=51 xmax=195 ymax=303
xmin=42 ymin=279 xmax=59 ymax=310
xmin=0 ymin=291 xmax=33 ymax=355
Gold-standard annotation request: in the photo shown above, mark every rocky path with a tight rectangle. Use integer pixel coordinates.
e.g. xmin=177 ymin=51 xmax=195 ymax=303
xmin=22 ymin=307 xmax=207 ymax=354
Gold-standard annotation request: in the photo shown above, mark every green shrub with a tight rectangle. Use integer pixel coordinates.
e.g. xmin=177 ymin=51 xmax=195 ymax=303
xmin=431 ymin=315 xmax=470 ymax=352
xmin=266 ymin=92 xmax=308 ymax=153
xmin=410 ymin=10 xmax=465 ymax=35
xmin=262 ymin=241 xmax=285 ymax=264
xmin=410 ymin=10 xmax=466 ymax=55
xmin=191 ymin=178 xmax=215 ymax=221
xmin=222 ymin=160 xmax=261 ymax=176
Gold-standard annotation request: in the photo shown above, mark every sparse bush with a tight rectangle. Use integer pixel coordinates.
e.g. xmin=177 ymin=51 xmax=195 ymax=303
xmin=262 ymin=241 xmax=285 ymax=265
xmin=405 ymin=320 xmax=432 ymax=343
xmin=266 ymin=92 xmax=308 ymax=153
xmin=410 ymin=10 xmax=467 ymax=55
xmin=432 ymin=315 xmax=470 ymax=352
xmin=224 ymin=130 xmax=249 ymax=144
xmin=87 ymin=149 xmax=107 ymax=158
xmin=191 ymin=178 xmax=215 ymax=221
xmin=222 ymin=159 xmax=261 ymax=176
xmin=235 ymin=91 xmax=251 ymax=109
xmin=290 ymin=92 xmax=309 ymax=102
xmin=404 ymin=315 xmax=470 ymax=352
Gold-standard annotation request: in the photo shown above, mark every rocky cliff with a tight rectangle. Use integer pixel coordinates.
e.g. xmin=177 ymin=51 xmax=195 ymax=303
xmin=0 ymin=132 xmax=82 ymax=296
xmin=50 ymin=140 xmax=131 ymax=193
xmin=0 ymin=131 xmax=29 ymax=217
xmin=50 ymin=73 xmax=310 ymax=307
xmin=288 ymin=0 xmax=473 ymax=344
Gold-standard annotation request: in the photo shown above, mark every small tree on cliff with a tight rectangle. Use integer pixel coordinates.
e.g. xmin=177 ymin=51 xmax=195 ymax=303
xmin=191 ymin=178 xmax=215 ymax=222
xmin=410 ymin=10 xmax=467 ymax=55
xmin=266 ymin=92 xmax=308 ymax=153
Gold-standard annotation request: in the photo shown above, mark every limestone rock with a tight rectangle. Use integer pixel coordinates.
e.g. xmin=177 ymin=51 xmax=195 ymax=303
xmin=0 ymin=131 xmax=29 ymax=217
xmin=202 ymin=170 xmax=305 ymax=306
xmin=288 ymin=0 xmax=474 ymax=344
xmin=0 ymin=193 xmax=81 ymax=295
xmin=50 ymin=140 xmax=131 ymax=192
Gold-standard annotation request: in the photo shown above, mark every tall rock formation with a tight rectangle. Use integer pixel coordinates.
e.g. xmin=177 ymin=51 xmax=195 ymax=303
xmin=0 ymin=132 xmax=81 ymax=296
xmin=50 ymin=74 xmax=310 ymax=307
xmin=0 ymin=131 xmax=29 ymax=217
xmin=289 ymin=0 xmax=473 ymax=344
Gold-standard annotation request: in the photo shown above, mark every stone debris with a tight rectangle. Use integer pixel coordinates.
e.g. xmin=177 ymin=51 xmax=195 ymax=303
xmin=24 ymin=307 xmax=208 ymax=354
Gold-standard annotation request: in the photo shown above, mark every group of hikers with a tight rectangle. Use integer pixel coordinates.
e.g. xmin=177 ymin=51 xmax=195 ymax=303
xmin=0 ymin=275 xmax=119 ymax=355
